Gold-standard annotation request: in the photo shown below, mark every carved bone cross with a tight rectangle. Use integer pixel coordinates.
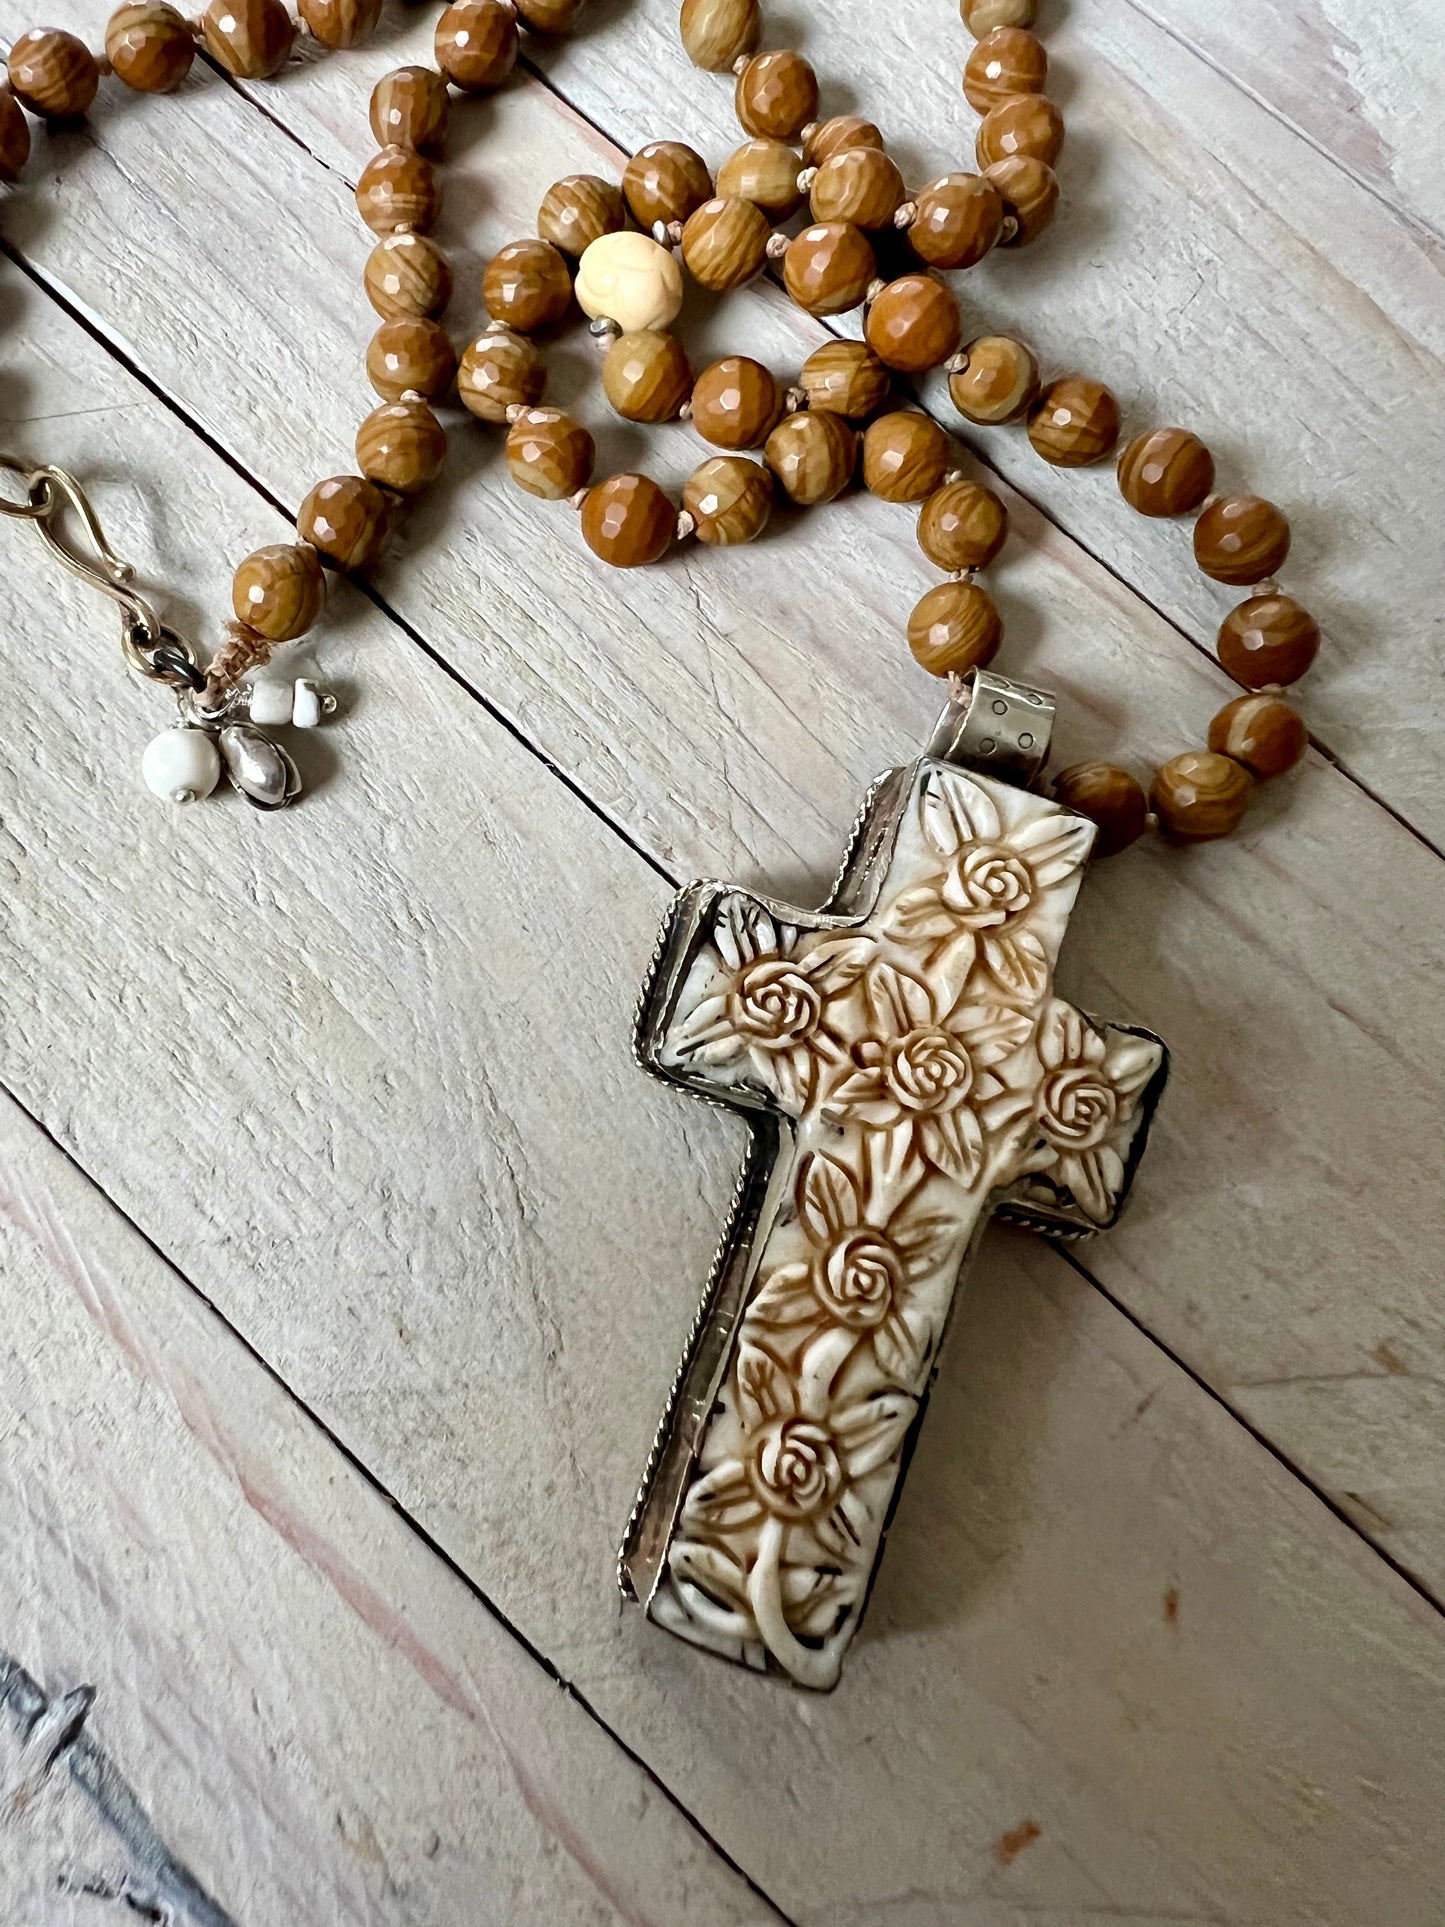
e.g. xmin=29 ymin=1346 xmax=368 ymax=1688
xmin=622 ymin=686 xmax=1167 ymax=1689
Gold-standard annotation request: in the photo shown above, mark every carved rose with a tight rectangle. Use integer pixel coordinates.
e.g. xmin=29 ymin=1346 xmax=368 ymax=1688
xmin=1023 ymin=1001 xmax=1163 ymax=1223
xmin=944 ymin=844 xmax=1034 ymax=930
xmin=749 ymin=1417 xmax=844 ymax=1520
xmin=883 ymin=1027 xmax=975 ymax=1114
xmin=1039 ymin=1065 xmax=1118 ymax=1149
xmin=816 ymin=1228 xmax=904 ymax=1328
xmin=726 ymin=958 xmax=823 ymax=1049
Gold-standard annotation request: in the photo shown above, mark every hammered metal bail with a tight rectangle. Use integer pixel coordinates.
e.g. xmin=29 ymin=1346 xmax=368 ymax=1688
xmin=924 ymin=667 xmax=1055 ymax=787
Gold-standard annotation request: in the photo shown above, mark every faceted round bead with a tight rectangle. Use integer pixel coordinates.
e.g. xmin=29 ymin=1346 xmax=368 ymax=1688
xmin=365 ymin=232 xmax=452 ymax=321
xmin=366 ymin=317 xmax=456 ymax=402
xmin=576 ymin=230 xmax=683 ymax=332
xmin=356 ymin=147 xmax=440 ymax=235
xmin=962 ymin=0 xmax=1035 ymax=32
xmin=802 ymin=115 xmax=882 ymax=166
xmin=483 ymin=238 xmax=572 ymax=333
xmin=976 ymin=94 xmax=1063 ymax=168
xmin=764 ymin=410 xmax=857 ymax=506
xmin=457 ymin=328 xmax=546 ymax=421
xmin=504 ymin=407 xmax=594 ymax=500
xmin=948 ymin=333 xmax=1038 ymax=423
xmin=1194 ymin=493 xmax=1291 ymax=585
xmin=1118 ymin=427 xmax=1214 ymax=517
xmin=1216 ymin=593 xmax=1319 ymax=689
xmin=200 ymin=0 xmax=293 ymax=77
xmin=680 ymin=195 xmax=771 ymax=291
xmin=434 ymin=0 xmax=517 ymax=90
xmin=298 ymin=0 xmax=381 ymax=49
xmin=865 ymin=275 xmax=961 ymax=374
xmin=862 ymin=410 xmax=952 ymax=504
xmin=907 ymin=172 xmax=1004 ymax=270
xmin=623 ymin=141 xmax=712 ymax=228
xmin=1027 ymin=376 xmax=1120 ymax=466
xmin=917 ymin=478 xmax=1008 ymax=570
xmin=0 ymin=86 xmax=33 ymax=181
xmin=7 ymin=29 xmax=100 ymax=116
xmin=537 ymin=173 xmax=625 ymax=256
xmin=683 ymin=455 xmax=773 ymax=546
xmin=297 ymin=475 xmax=392 ymax=572
xmin=1150 ymin=750 xmax=1252 ymax=840
xmin=515 ymin=0 xmax=585 ymax=28
xmin=232 ymin=543 xmax=325 ymax=642
xmin=580 ymin=474 xmax=675 ymax=567
xmin=1208 ymin=694 xmax=1306 ymax=779
xmin=356 ymin=399 xmax=446 ymax=494
xmin=602 ymin=330 xmax=692 ymax=423
xmin=963 ymin=27 xmax=1046 ymax=114
xmin=691 ymin=356 xmax=781 ymax=450
xmin=105 ymin=4 xmax=195 ymax=93
xmin=985 ymin=154 xmax=1058 ymax=243
xmin=1051 ymin=762 xmax=1148 ymax=858
xmin=679 ymin=0 xmax=759 ymax=71
xmin=798 ymin=340 xmax=890 ymax=419
xmin=810 ymin=147 xmax=906 ymax=230
xmin=734 ymin=49 xmax=818 ymax=140
xmin=907 ymin=580 xmax=1002 ymax=677
xmin=369 ymin=65 xmax=450 ymax=154
xmin=783 ymin=222 xmax=876 ymax=317
xmin=717 ymin=137 xmax=804 ymax=219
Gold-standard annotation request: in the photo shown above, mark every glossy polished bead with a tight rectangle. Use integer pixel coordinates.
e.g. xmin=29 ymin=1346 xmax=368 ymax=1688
xmin=603 ymin=329 xmax=692 ymax=422
xmin=367 ymin=317 xmax=456 ymax=402
xmin=866 ymin=275 xmax=961 ymax=374
xmin=457 ymin=328 xmax=546 ymax=421
xmin=580 ymin=474 xmax=675 ymax=567
xmin=1216 ymin=593 xmax=1320 ymax=688
xmin=1208 ymin=693 xmax=1306 ymax=780
xmin=105 ymin=3 xmax=194 ymax=92
xmin=297 ymin=475 xmax=392 ymax=572
xmin=200 ymin=0 xmax=293 ymax=77
xmin=1028 ymin=376 xmax=1120 ymax=466
xmin=783 ymin=222 xmax=876 ymax=316
xmin=810 ymin=146 xmax=906 ymax=229
xmin=7 ymin=29 xmax=100 ymax=116
xmin=717 ymin=136 xmax=804 ymax=218
xmin=691 ymin=356 xmax=781 ymax=449
xmin=232 ymin=543 xmax=325 ymax=642
xmin=356 ymin=147 xmax=440 ymax=235
xmin=1118 ymin=426 xmax=1214 ymax=517
xmin=679 ymin=0 xmax=759 ymax=71
xmin=680 ymin=195 xmax=771 ymax=290
xmin=1151 ymin=749 xmax=1252 ymax=840
xmin=862 ymin=410 xmax=952 ymax=504
xmin=975 ymin=93 xmax=1063 ymax=168
xmin=1051 ymin=762 xmax=1147 ymax=858
xmin=356 ymin=399 xmax=446 ymax=494
xmin=365 ymin=231 xmax=452 ymax=320
xmin=514 ymin=0 xmax=584 ymax=27
xmin=142 ymin=727 xmax=221 ymax=804
xmin=907 ymin=580 xmax=1001 ymax=677
xmin=0 ymin=88 xmax=32 ymax=181
xmin=764 ymin=410 xmax=856 ymax=505
xmin=369 ymin=65 xmax=450 ymax=154
xmin=962 ymin=0 xmax=1035 ymax=32
xmin=963 ymin=26 xmax=1046 ymax=114
xmin=298 ymin=0 xmax=380 ymax=48
xmin=735 ymin=49 xmax=817 ymax=139
xmin=683 ymin=455 xmax=772 ymax=546
xmin=623 ymin=140 xmax=712 ymax=227
xmin=798 ymin=340 xmax=889 ymax=418
xmin=537 ymin=173 xmax=625 ymax=255
xmin=907 ymin=171 xmax=1004 ymax=270
xmin=948 ymin=333 xmax=1038 ymax=423
xmin=985 ymin=154 xmax=1058 ymax=243
xmin=802 ymin=115 xmax=882 ymax=166
xmin=575 ymin=230 xmax=683 ymax=331
xmin=916 ymin=477 xmax=1007 ymax=570
xmin=435 ymin=0 xmax=517 ymax=89
xmin=1194 ymin=493 xmax=1291 ymax=585
xmin=504 ymin=407 xmax=594 ymax=499
xmin=483 ymin=238 xmax=572 ymax=333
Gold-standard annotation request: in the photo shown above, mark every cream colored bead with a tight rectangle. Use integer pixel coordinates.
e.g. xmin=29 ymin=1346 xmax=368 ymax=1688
xmin=141 ymin=727 xmax=221 ymax=805
xmin=574 ymin=230 xmax=683 ymax=333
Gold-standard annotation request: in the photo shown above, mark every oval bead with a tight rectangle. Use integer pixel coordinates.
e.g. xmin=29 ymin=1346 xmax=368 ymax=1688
xmin=1194 ymin=493 xmax=1291 ymax=585
xmin=105 ymin=3 xmax=195 ymax=93
xmin=716 ymin=136 xmax=804 ymax=219
xmin=948 ymin=333 xmax=1038 ymax=424
xmin=1208 ymin=694 xmax=1307 ymax=780
xmin=680 ymin=195 xmax=771 ymax=291
xmin=504 ymin=407 xmax=595 ymax=500
xmin=514 ymin=0 xmax=584 ymax=27
xmin=690 ymin=356 xmax=782 ymax=450
xmin=798 ymin=340 xmax=890 ymax=418
xmin=985 ymin=153 xmax=1058 ymax=243
xmin=1051 ymin=762 xmax=1148 ymax=858
xmin=434 ymin=0 xmax=517 ymax=90
xmin=916 ymin=478 xmax=1008 ymax=571
xmin=907 ymin=580 xmax=1002 ymax=677
xmin=683 ymin=455 xmax=773 ymax=546
xmin=763 ymin=410 xmax=857 ymax=505
xmin=802 ymin=115 xmax=883 ymax=166
xmin=580 ymin=474 xmax=676 ymax=567
xmin=366 ymin=317 xmax=456 ymax=402
xmin=865 ymin=274 xmax=961 ymax=374
xmin=0 ymin=84 xmax=32 ymax=181
xmin=623 ymin=140 xmax=712 ymax=228
xmin=783 ymin=222 xmax=876 ymax=316
xmin=907 ymin=172 xmax=1004 ymax=270
xmin=356 ymin=399 xmax=446 ymax=495
xmin=734 ymin=49 xmax=818 ymax=140
xmin=8 ymin=28 xmax=99 ymax=115
xmin=575 ymin=230 xmax=683 ymax=332
xmin=679 ymin=0 xmax=759 ymax=71
xmin=232 ymin=543 xmax=325 ymax=642
xmin=365 ymin=231 xmax=452 ymax=321
xmin=369 ymin=65 xmax=450 ymax=154
xmin=963 ymin=26 xmax=1046 ymax=113
xmin=297 ymin=474 xmax=392 ymax=572
xmin=457 ymin=328 xmax=546 ymax=421
xmin=602 ymin=330 xmax=692 ymax=423
xmin=537 ymin=173 xmax=626 ymax=256
xmin=298 ymin=0 xmax=381 ymax=49
xmin=1150 ymin=750 xmax=1252 ymax=840
xmin=200 ymin=0 xmax=293 ymax=77
xmin=962 ymin=0 xmax=1035 ymax=32
xmin=483 ymin=238 xmax=572 ymax=333
xmin=1216 ymin=593 xmax=1320 ymax=689
xmin=356 ymin=146 xmax=440 ymax=235
xmin=862 ymin=410 xmax=952 ymax=504
xmin=1027 ymin=376 xmax=1120 ymax=466
xmin=975 ymin=94 xmax=1063 ymax=168
xmin=810 ymin=146 xmax=906 ymax=229
xmin=1117 ymin=427 xmax=1214 ymax=517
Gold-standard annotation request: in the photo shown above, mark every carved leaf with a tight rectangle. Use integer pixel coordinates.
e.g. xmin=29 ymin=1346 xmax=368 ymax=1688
xmin=747 ymin=1261 xmax=822 ymax=1330
xmin=979 ymin=927 xmax=1050 ymax=1003
xmin=681 ymin=1460 xmax=764 ymax=1536
xmin=864 ymin=960 xmax=937 ymax=1037
xmin=1012 ymin=810 xmax=1093 ymax=886
xmin=918 ymin=768 xmax=1001 ymax=857
xmin=736 ymin=1339 xmax=785 ymax=1431
xmin=782 ymin=1566 xmax=862 ymax=1640
xmin=798 ymin=1153 xmax=861 ymax=1243
xmin=920 ymin=1105 xmax=985 ymax=1185
xmin=669 ymin=1538 xmax=751 ymax=1612
xmin=873 ymin=1307 xmax=929 ymax=1386
xmin=834 ymin=1391 xmax=917 ymax=1479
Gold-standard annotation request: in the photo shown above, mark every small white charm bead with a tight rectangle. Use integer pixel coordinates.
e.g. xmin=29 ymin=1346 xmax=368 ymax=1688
xmin=291 ymin=678 xmax=325 ymax=728
xmin=246 ymin=679 xmax=294 ymax=727
xmin=141 ymin=726 xmax=221 ymax=805
xmin=574 ymin=231 xmax=683 ymax=334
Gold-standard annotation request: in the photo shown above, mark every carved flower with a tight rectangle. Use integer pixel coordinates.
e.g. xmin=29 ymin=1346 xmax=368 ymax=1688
xmin=817 ymin=1229 xmax=903 ymax=1327
xmin=748 ymin=1417 xmax=843 ymax=1520
xmin=1040 ymin=1065 xmax=1117 ymax=1149
xmin=725 ymin=957 xmax=822 ymax=1049
xmin=1025 ymin=1001 xmax=1161 ymax=1223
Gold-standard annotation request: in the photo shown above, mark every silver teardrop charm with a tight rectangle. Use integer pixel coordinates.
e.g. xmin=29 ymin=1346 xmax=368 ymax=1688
xmin=218 ymin=724 xmax=302 ymax=810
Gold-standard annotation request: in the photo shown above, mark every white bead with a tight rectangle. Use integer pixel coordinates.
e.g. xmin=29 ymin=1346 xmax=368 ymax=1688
xmin=141 ymin=727 xmax=221 ymax=804
xmin=291 ymin=678 xmax=324 ymax=728
xmin=246 ymin=679 xmax=293 ymax=726
xmin=574 ymin=231 xmax=683 ymax=334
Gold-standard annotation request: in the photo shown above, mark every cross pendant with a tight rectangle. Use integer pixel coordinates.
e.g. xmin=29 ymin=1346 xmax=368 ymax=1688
xmin=621 ymin=673 xmax=1168 ymax=1690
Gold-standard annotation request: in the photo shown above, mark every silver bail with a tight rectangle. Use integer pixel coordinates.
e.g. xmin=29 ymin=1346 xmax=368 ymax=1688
xmin=924 ymin=667 xmax=1055 ymax=788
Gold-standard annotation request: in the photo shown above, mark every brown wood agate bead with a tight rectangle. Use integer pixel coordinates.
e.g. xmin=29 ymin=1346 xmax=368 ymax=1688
xmin=1028 ymin=376 xmax=1120 ymax=466
xmin=1150 ymin=749 xmax=1252 ymax=840
xmin=1117 ymin=426 xmax=1214 ymax=517
xmin=105 ymin=4 xmax=195 ymax=93
xmin=623 ymin=141 xmax=712 ymax=228
xmin=764 ymin=410 xmax=857 ymax=505
xmin=862 ymin=410 xmax=951 ymax=504
xmin=504 ymin=407 xmax=594 ymax=500
xmin=356 ymin=147 xmax=440 ymax=236
xmin=297 ymin=475 xmax=392 ymax=572
xmin=483 ymin=238 xmax=572 ymax=332
xmin=200 ymin=0 xmax=293 ymax=77
xmin=1216 ymin=593 xmax=1319 ymax=689
xmin=798 ymin=340 xmax=889 ymax=418
xmin=356 ymin=399 xmax=446 ymax=494
xmin=717 ymin=137 xmax=803 ymax=219
xmin=1051 ymin=762 xmax=1148 ymax=858
xmin=434 ymin=0 xmax=517 ymax=90
xmin=515 ymin=0 xmax=585 ymax=29
xmin=783 ymin=222 xmax=877 ymax=316
xmin=907 ymin=580 xmax=1001 ymax=677
xmin=683 ymin=455 xmax=772 ymax=546
xmin=690 ymin=356 xmax=781 ymax=449
xmin=7 ymin=29 xmax=100 ymax=116
xmin=976 ymin=94 xmax=1063 ymax=169
xmin=948 ymin=333 xmax=1038 ymax=423
xmin=1194 ymin=492 xmax=1291 ymax=585
xmin=907 ymin=172 xmax=1004 ymax=270
xmin=0 ymin=89 xmax=32 ymax=181
xmin=457 ymin=327 xmax=546 ymax=421
xmin=537 ymin=174 xmax=625 ymax=255
xmin=963 ymin=26 xmax=1046 ymax=113
xmin=1208 ymin=693 xmax=1306 ymax=780
xmin=681 ymin=195 xmax=771 ymax=290
xmin=735 ymin=49 xmax=817 ymax=140
xmin=803 ymin=115 xmax=883 ymax=166
xmin=962 ymin=0 xmax=1035 ymax=33
xmin=679 ymin=0 xmax=759 ymax=71
xmin=365 ymin=231 xmax=452 ymax=320
xmin=810 ymin=147 xmax=906 ymax=230
xmin=917 ymin=478 xmax=1008 ymax=570
xmin=298 ymin=0 xmax=380 ymax=49
xmin=866 ymin=275 xmax=961 ymax=374
xmin=985 ymin=154 xmax=1058 ymax=243
xmin=603 ymin=330 xmax=692 ymax=422
xmin=232 ymin=543 xmax=325 ymax=642
xmin=580 ymin=474 xmax=675 ymax=567
xmin=367 ymin=317 xmax=456 ymax=402
xmin=369 ymin=65 xmax=450 ymax=154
